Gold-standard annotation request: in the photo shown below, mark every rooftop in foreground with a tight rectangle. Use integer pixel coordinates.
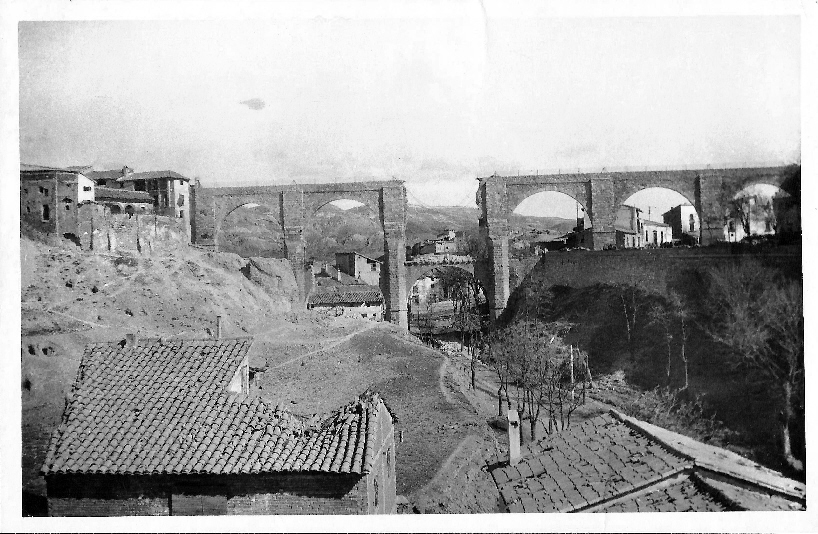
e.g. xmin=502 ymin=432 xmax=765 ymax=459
xmin=488 ymin=410 xmax=805 ymax=513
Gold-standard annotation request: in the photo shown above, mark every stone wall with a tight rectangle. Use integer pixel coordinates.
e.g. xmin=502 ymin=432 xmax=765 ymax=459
xmin=518 ymin=247 xmax=802 ymax=297
xmin=77 ymin=203 xmax=190 ymax=256
xmin=46 ymin=473 xmax=370 ymax=516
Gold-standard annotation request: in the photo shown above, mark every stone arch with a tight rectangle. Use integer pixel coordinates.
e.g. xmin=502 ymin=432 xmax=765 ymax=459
xmin=506 ymin=181 xmax=592 ymax=220
xmin=405 ymin=263 xmax=477 ymax=298
xmin=214 ymin=193 xmax=284 ymax=252
xmin=218 ymin=200 xmax=287 ymax=258
xmin=302 ymin=191 xmax=383 ymax=227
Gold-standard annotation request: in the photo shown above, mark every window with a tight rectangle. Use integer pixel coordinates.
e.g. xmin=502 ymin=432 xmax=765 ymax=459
xmin=26 ymin=206 xmax=31 ymax=214
xmin=23 ymin=188 xmax=28 ymax=194
xmin=688 ymin=214 xmax=695 ymax=232
xmin=765 ymin=220 xmax=772 ymax=232
xmin=179 ymin=210 xmax=185 ymax=219
xmin=83 ymin=186 xmax=92 ymax=192
xmin=65 ymin=204 xmax=70 ymax=211
xmin=38 ymin=186 xmax=44 ymax=194
xmin=178 ymin=194 xmax=185 ymax=206
xmin=41 ymin=204 xmax=50 ymax=221
xmin=728 ymin=221 xmax=736 ymax=233
xmin=370 ymin=263 xmax=377 ymax=272
xmin=373 ymin=478 xmax=379 ymax=508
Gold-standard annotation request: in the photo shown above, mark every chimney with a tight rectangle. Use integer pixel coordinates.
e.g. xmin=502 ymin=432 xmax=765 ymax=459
xmin=507 ymin=408 xmax=521 ymax=466
xmin=125 ymin=332 xmax=137 ymax=347
xmin=216 ymin=315 xmax=223 ymax=339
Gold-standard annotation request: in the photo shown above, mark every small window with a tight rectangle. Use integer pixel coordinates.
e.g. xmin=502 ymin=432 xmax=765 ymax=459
xmin=23 ymin=188 xmax=28 ymax=194
xmin=26 ymin=206 xmax=31 ymax=214
xmin=178 ymin=193 xmax=185 ymax=206
xmin=728 ymin=221 xmax=736 ymax=233
xmin=370 ymin=263 xmax=377 ymax=271
xmin=179 ymin=210 xmax=185 ymax=219
xmin=83 ymin=186 xmax=92 ymax=192
xmin=373 ymin=478 xmax=379 ymax=508
xmin=65 ymin=204 xmax=70 ymax=210
xmin=688 ymin=214 xmax=695 ymax=232
xmin=41 ymin=204 xmax=50 ymax=221
xmin=38 ymin=186 xmax=44 ymax=194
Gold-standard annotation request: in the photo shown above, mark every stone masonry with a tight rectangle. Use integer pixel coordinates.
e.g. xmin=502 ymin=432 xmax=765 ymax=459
xmin=190 ymin=181 xmax=408 ymax=328
xmin=477 ymin=165 xmax=799 ymax=318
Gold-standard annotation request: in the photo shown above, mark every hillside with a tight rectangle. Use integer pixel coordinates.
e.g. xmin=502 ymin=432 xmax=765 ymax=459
xmin=219 ymin=202 xmax=575 ymax=260
xmin=19 ymin=229 xmax=502 ymax=515
xmin=500 ymin=247 xmax=805 ymax=476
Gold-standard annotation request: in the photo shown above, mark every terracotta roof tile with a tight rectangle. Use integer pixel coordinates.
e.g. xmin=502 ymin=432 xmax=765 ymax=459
xmin=41 ymin=337 xmax=390 ymax=477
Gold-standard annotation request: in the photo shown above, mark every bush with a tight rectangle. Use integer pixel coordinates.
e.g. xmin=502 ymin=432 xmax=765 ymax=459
xmin=623 ymin=386 xmax=734 ymax=445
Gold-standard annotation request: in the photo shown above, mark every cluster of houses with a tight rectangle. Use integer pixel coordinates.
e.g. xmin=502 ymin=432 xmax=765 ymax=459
xmin=307 ymin=251 xmax=385 ymax=321
xmin=20 ymin=163 xmax=190 ymax=239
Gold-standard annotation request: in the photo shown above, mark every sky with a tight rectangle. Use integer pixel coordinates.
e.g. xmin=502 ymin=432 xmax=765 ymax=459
xmin=17 ymin=12 xmax=800 ymax=219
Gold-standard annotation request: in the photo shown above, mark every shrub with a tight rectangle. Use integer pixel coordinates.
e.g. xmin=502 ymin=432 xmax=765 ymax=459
xmin=623 ymin=386 xmax=734 ymax=445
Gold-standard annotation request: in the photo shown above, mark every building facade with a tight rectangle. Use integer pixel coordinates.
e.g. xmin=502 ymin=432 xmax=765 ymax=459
xmin=614 ymin=204 xmax=643 ymax=249
xmin=642 ymin=219 xmax=673 ymax=247
xmin=42 ymin=337 xmax=396 ymax=515
xmin=21 ymin=164 xmax=95 ymax=237
xmin=663 ymin=204 xmax=699 ymax=245
xmin=307 ymin=288 xmax=384 ymax=320
xmin=87 ymin=167 xmax=190 ymax=218
xmin=335 ymin=251 xmax=382 ymax=287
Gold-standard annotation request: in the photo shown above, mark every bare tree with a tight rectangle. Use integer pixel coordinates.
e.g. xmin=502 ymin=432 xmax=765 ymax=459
xmin=667 ymin=290 xmax=691 ymax=391
xmin=708 ymin=262 xmax=804 ymax=472
xmin=648 ymin=303 xmax=674 ymax=385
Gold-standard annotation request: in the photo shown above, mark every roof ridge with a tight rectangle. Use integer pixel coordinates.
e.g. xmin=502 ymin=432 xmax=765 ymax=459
xmin=609 ymin=409 xmax=805 ymax=501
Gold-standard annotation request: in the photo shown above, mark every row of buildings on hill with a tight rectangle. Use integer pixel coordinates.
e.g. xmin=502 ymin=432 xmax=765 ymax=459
xmin=20 ymin=163 xmax=191 ymax=238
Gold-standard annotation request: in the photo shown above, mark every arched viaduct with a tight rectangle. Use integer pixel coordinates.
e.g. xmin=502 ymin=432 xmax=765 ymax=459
xmin=190 ymin=180 xmax=408 ymax=328
xmin=188 ymin=165 xmax=798 ymax=329
xmin=476 ymin=165 xmax=799 ymax=319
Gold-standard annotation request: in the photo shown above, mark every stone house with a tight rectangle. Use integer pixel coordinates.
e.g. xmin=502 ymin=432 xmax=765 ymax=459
xmin=94 ymin=187 xmax=154 ymax=216
xmin=87 ymin=167 xmax=190 ymax=219
xmin=614 ymin=204 xmax=643 ymax=249
xmin=662 ymin=203 xmax=699 ymax=245
xmin=489 ymin=410 xmax=805 ymax=512
xmin=41 ymin=336 xmax=396 ymax=516
xmin=20 ymin=164 xmax=95 ymax=239
xmin=335 ymin=251 xmax=382 ymax=287
xmin=642 ymin=219 xmax=673 ymax=247
xmin=307 ymin=288 xmax=384 ymax=321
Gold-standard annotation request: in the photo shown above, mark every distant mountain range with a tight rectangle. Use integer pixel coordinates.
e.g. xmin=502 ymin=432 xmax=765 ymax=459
xmin=219 ymin=202 xmax=576 ymax=260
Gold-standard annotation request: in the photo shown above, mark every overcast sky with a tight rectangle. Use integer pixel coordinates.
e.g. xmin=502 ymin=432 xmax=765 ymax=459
xmin=18 ymin=13 xmax=800 ymax=216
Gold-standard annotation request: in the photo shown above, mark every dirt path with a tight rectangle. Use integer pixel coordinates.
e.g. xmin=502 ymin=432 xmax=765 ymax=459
xmin=268 ymin=320 xmax=379 ymax=369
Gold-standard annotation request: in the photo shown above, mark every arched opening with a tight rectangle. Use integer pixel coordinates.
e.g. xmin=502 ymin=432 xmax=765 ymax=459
xmin=124 ymin=205 xmax=135 ymax=217
xmin=725 ymin=184 xmax=793 ymax=243
xmin=304 ymin=199 xmax=385 ymax=283
xmin=619 ymin=187 xmax=700 ymax=248
xmin=109 ymin=205 xmax=122 ymax=215
xmin=219 ymin=202 xmax=286 ymax=258
xmin=512 ymin=191 xmax=592 ymax=255
xmin=408 ymin=266 xmax=487 ymax=343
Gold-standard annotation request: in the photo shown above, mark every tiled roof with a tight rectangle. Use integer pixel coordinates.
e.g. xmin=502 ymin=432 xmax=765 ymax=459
xmin=21 ymin=163 xmax=84 ymax=174
xmin=94 ymin=187 xmax=153 ymax=203
xmin=127 ymin=170 xmax=189 ymax=182
xmin=490 ymin=413 xmax=689 ymax=513
xmin=488 ymin=411 xmax=805 ymax=513
xmin=42 ymin=337 xmax=385 ymax=477
xmin=308 ymin=289 xmax=384 ymax=306
xmin=86 ymin=170 xmax=125 ymax=182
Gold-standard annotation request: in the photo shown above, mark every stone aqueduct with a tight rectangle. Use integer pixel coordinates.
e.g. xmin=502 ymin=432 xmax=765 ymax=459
xmin=190 ymin=165 xmax=798 ymax=328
